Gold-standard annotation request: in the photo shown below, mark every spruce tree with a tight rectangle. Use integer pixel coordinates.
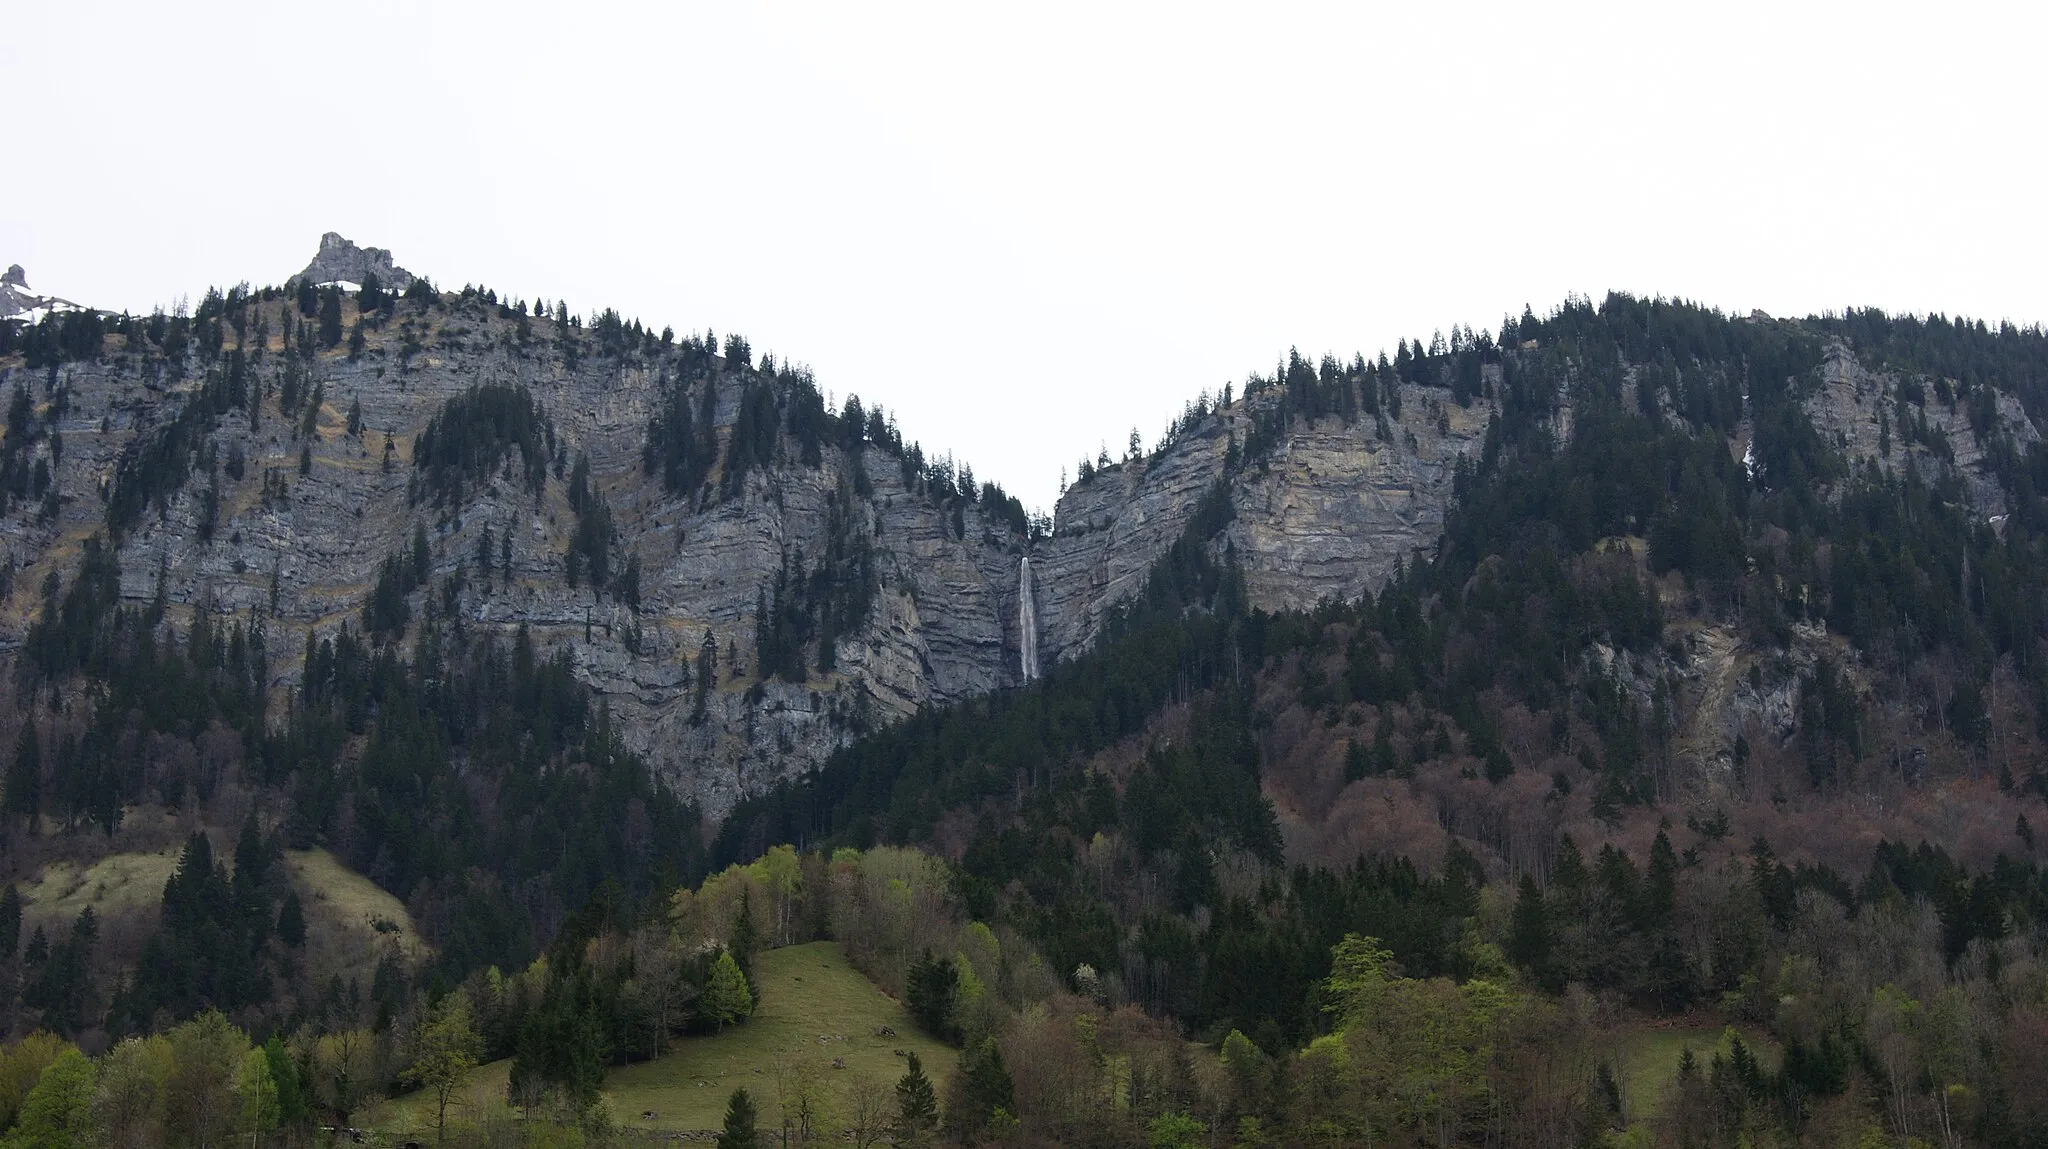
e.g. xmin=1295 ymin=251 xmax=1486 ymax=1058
xmin=954 ymin=1037 xmax=1015 ymax=1134
xmin=1506 ymin=873 xmax=1551 ymax=986
xmin=318 ymin=286 xmax=343 ymax=348
xmin=716 ymin=1087 xmax=759 ymax=1149
xmin=701 ymin=950 xmax=754 ymax=1033
xmin=277 ymin=893 xmax=306 ymax=949
xmin=728 ymin=889 xmax=758 ymax=978
xmin=6 ymin=724 xmax=40 ymax=829
xmin=906 ymin=950 xmax=959 ymax=1041
xmin=895 ymin=1052 xmax=937 ymax=1143
xmin=0 ymin=884 xmax=19 ymax=958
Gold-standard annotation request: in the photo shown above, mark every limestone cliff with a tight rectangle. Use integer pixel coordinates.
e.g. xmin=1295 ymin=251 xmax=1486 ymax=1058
xmin=5 ymin=249 xmax=2034 ymax=817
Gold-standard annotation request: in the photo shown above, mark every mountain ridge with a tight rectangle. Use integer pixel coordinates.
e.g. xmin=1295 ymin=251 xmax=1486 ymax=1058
xmin=0 ymin=245 xmax=2042 ymax=821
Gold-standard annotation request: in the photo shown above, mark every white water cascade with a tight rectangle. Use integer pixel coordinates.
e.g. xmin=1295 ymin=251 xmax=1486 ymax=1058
xmin=1018 ymin=556 xmax=1041 ymax=682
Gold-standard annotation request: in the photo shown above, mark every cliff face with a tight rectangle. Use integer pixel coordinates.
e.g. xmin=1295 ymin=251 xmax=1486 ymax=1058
xmin=0 ymin=278 xmax=1499 ymax=814
xmin=1031 ymin=381 xmax=1494 ymax=663
xmin=5 ymin=248 xmax=2035 ymax=816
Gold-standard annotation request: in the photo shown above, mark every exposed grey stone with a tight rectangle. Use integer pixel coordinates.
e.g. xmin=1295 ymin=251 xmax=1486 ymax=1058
xmin=297 ymin=232 xmax=415 ymax=290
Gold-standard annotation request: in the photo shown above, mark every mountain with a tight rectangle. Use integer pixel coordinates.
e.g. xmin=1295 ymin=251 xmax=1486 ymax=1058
xmin=5 ymin=244 xmax=2048 ymax=1148
xmin=2 ymin=240 xmax=2043 ymax=836
xmin=0 ymin=235 xmax=1500 ymax=818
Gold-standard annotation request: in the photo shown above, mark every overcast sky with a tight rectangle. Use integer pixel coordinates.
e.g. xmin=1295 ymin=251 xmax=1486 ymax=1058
xmin=4 ymin=2 xmax=2043 ymax=510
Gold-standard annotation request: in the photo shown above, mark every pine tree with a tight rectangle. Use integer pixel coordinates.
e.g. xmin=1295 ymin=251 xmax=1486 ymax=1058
xmin=906 ymin=950 xmax=959 ymax=1041
xmin=701 ymin=950 xmax=754 ymax=1033
xmin=728 ymin=889 xmax=758 ymax=978
xmin=0 ymin=885 xmax=19 ymax=959
xmin=716 ymin=1087 xmax=759 ymax=1149
xmin=1506 ymin=873 xmax=1551 ymax=985
xmin=277 ymin=893 xmax=306 ymax=949
xmin=318 ymin=286 xmax=343 ymax=348
xmin=954 ymin=1037 xmax=1015 ymax=1134
xmin=895 ymin=1052 xmax=937 ymax=1143
xmin=6 ymin=724 xmax=40 ymax=829
xmin=412 ymin=522 xmax=431 ymax=587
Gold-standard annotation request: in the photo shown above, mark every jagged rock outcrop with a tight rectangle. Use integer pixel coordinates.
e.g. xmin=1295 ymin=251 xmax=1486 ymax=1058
xmin=296 ymin=232 xmax=414 ymax=290
xmin=0 ymin=265 xmax=83 ymax=322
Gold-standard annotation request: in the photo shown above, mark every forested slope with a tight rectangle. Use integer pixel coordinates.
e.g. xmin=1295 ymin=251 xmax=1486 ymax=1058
xmin=1 ymin=288 xmax=2046 ymax=1145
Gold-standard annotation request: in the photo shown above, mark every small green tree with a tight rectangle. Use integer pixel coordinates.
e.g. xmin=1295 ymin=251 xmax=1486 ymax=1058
xmin=1321 ymin=933 xmax=1393 ymax=1027
xmin=701 ymin=950 xmax=754 ymax=1033
xmin=262 ymin=1034 xmax=309 ymax=1131
xmin=950 ymin=1037 xmax=1014 ymax=1136
xmin=235 ymin=1047 xmax=279 ymax=1146
xmin=895 ymin=1052 xmax=937 ymax=1145
xmin=2 ymin=1047 xmax=94 ymax=1149
xmin=716 ymin=1087 xmax=759 ymax=1149
xmin=1149 ymin=1111 xmax=1205 ymax=1149
xmin=404 ymin=989 xmax=483 ymax=1144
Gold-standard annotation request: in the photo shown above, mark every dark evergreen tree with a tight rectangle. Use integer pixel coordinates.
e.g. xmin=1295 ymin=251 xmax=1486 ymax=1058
xmin=0 ymin=885 xmax=19 ymax=959
xmin=5 ymin=724 xmax=40 ymax=829
xmin=896 ymin=1052 xmax=937 ymax=1140
xmin=717 ymin=1087 xmax=760 ymax=1149
xmin=318 ymin=285 xmax=343 ymax=348
xmin=906 ymin=950 xmax=959 ymax=1042
xmin=1507 ymin=873 xmax=1552 ymax=986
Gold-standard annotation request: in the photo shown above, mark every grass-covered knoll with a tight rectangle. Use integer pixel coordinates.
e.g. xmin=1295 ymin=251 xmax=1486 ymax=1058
xmin=282 ymin=847 xmax=428 ymax=977
xmin=592 ymin=941 xmax=957 ymax=1133
xmin=10 ymin=836 xmax=419 ymax=1002
xmin=372 ymin=941 xmax=955 ymax=1137
xmin=16 ymin=848 xmax=179 ymax=939
xmin=1618 ymin=1023 xmax=1778 ymax=1123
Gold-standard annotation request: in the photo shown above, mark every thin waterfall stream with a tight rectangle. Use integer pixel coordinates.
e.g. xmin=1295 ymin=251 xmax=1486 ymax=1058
xmin=1018 ymin=556 xmax=1041 ymax=681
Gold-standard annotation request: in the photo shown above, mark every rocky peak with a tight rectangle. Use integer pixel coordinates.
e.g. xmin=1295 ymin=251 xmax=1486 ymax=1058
xmin=296 ymin=232 xmax=415 ymax=290
xmin=0 ymin=264 xmax=82 ymax=322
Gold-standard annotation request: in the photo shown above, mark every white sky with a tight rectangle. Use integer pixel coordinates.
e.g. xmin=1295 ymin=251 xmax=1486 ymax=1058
xmin=3 ymin=1 xmax=2043 ymax=510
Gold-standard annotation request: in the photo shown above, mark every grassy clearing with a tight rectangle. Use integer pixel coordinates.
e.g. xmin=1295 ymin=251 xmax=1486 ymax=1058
xmin=16 ymin=848 xmax=180 ymax=938
xmin=1619 ymin=1023 xmax=1779 ymax=1122
xmin=283 ymin=848 xmax=428 ymax=982
xmin=281 ymin=847 xmax=429 ymax=999
xmin=372 ymin=941 xmax=958 ymax=1138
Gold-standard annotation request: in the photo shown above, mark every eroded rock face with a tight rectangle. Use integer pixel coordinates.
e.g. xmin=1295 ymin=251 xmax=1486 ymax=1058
xmin=297 ymin=233 xmax=415 ymax=290
xmin=0 ymin=281 xmax=1056 ymax=817
xmin=1802 ymin=341 xmax=2040 ymax=520
xmin=22 ymin=254 xmax=2027 ymax=816
xmin=0 ymin=282 xmax=1501 ymax=816
xmin=1030 ymin=382 xmax=1494 ymax=663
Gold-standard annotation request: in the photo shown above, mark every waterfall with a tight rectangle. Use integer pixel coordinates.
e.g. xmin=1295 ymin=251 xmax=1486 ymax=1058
xmin=1018 ymin=556 xmax=1041 ymax=682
